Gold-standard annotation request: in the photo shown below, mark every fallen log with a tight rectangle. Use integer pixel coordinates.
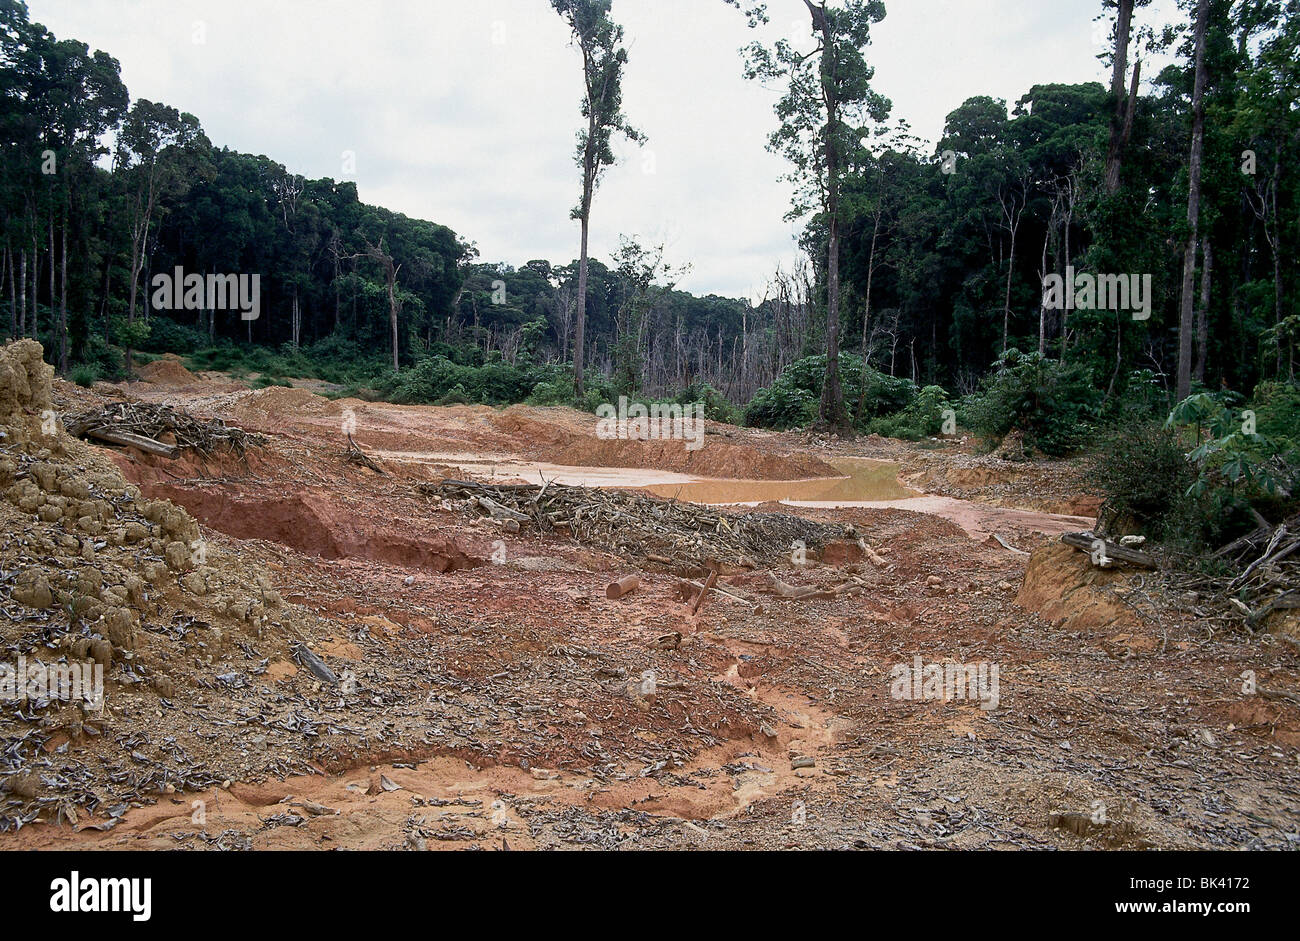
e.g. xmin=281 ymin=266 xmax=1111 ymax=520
xmin=1061 ymin=532 xmax=1157 ymax=569
xmin=82 ymin=427 xmax=177 ymax=459
xmin=605 ymin=575 xmax=640 ymax=600
xmin=1246 ymin=591 xmax=1300 ymax=630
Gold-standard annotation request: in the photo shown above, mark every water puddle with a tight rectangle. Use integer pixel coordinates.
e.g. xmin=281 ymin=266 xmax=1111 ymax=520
xmin=642 ymin=457 xmax=915 ymax=504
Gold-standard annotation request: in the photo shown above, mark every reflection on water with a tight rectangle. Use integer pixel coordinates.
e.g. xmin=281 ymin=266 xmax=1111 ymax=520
xmin=641 ymin=457 xmax=917 ymax=505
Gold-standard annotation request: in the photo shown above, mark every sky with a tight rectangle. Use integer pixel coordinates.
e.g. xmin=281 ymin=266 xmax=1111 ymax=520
xmin=29 ymin=0 xmax=1184 ymax=302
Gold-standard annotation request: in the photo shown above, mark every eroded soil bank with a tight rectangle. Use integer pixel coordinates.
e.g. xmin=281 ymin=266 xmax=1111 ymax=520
xmin=2 ymin=361 xmax=1297 ymax=851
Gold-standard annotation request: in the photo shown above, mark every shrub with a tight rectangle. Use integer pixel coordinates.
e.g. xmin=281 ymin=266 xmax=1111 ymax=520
xmin=1093 ymin=421 xmax=1202 ymax=542
xmin=867 ymin=385 xmax=951 ymax=440
xmin=672 ymin=382 xmax=739 ymax=425
xmin=744 ymin=385 xmax=818 ymax=430
xmin=964 ymin=349 xmax=1100 ymax=456
xmin=1249 ymin=381 xmax=1300 ymax=452
xmin=742 ymin=353 xmax=918 ymax=431
xmin=68 ymin=364 xmax=102 ymax=388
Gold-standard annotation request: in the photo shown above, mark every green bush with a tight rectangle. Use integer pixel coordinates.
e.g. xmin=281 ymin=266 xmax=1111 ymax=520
xmin=744 ymin=385 xmax=818 ymax=430
xmin=672 ymin=382 xmax=739 ymax=425
xmin=68 ymin=364 xmax=102 ymax=388
xmin=868 ymin=385 xmax=951 ymax=440
xmin=139 ymin=315 xmax=205 ymax=354
xmin=1093 ymin=421 xmax=1204 ymax=542
xmin=1249 ymin=381 xmax=1300 ymax=452
xmin=964 ymin=349 xmax=1100 ymax=456
xmin=742 ymin=353 xmax=918 ymax=431
xmin=381 ymin=355 xmax=560 ymax=406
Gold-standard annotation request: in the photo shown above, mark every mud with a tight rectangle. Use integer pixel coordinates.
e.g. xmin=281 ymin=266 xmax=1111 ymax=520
xmin=2 ymin=354 xmax=1297 ymax=852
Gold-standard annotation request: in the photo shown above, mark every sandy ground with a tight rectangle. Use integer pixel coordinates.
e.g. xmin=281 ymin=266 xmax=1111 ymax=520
xmin=3 ymin=367 xmax=1298 ymax=852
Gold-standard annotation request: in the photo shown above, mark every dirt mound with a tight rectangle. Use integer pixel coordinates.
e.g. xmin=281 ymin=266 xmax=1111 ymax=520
xmin=1050 ymin=495 xmax=1103 ymax=518
xmin=0 ymin=338 xmax=53 ymax=432
xmin=144 ymin=484 xmax=483 ymax=572
xmin=1014 ymin=540 xmax=1140 ymax=632
xmin=492 ymin=409 xmax=838 ymax=480
xmin=0 ymin=339 xmax=334 ymax=826
xmin=947 ymin=465 xmax=1022 ymax=488
xmin=137 ymin=355 xmax=199 ymax=385
xmin=234 ymin=385 xmax=341 ymax=417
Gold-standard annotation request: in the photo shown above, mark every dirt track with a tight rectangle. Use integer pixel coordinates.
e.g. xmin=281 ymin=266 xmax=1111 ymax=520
xmin=3 ymin=363 xmax=1298 ymax=851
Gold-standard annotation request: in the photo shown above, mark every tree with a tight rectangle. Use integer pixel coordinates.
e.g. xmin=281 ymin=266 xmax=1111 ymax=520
xmin=738 ymin=0 xmax=891 ymax=433
xmin=1177 ymin=0 xmax=1210 ymax=401
xmin=550 ymin=0 xmax=643 ymax=398
xmin=116 ymin=99 xmax=203 ymax=371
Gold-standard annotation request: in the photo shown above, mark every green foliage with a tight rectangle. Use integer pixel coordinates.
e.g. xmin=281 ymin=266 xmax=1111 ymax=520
xmin=68 ymin=364 xmax=101 ymax=388
xmin=112 ymin=316 xmax=152 ymax=353
xmin=1093 ymin=421 xmax=1206 ymax=544
xmin=138 ymin=316 xmax=205 ymax=354
xmin=868 ymin=385 xmax=950 ymax=440
xmin=744 ymin=353 xmax=919 ymax=431
xmin=963 ymin=349 xmax=1100 ymax=456
xmin=1249 ymin=381 xmax=1300 ymax=452
xmin=744 ymin=385 xmax=818 ymax=430
xmin=672 ymin=382 xmax=739 ymax=425
xmin=1166 ymin=393 xmax=1298 ymax=506
xmin=379 ymin=355 xmax=562 ymax=407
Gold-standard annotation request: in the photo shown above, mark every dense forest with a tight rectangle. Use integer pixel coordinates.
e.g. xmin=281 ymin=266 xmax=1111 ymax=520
xmin=0 ymin=0 xmax=1296 ymax=444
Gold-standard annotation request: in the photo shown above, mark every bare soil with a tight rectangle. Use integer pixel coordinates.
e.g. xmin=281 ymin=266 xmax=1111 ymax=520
xmin=2 ymin=356 xmax=1297 ymax=852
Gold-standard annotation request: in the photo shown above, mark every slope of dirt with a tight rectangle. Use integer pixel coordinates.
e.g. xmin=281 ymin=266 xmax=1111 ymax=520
xmin=1 ymin=346 xmax=1297 ymax=852
xmin=136 ymin=355 xmax=200 ymax=386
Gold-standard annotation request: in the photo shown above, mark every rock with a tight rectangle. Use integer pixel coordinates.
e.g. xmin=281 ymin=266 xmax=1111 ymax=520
xmin=87 ymin=638 xmax=113 ymax=667
xmin=13 ymin=574 xmax=53 ymax=609
xmin=791 ymin=756 xmax=816 ymax=770
xmin=926 ymin=575 xmax=944 ymax=586
xmin=1119 ymin=535 xmax=1146 ymax=547
xmin=103 ymin=607 xmax=136 ymax=649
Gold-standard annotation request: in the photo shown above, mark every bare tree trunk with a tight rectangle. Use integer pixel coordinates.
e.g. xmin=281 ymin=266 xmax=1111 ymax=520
xmin=1195 ymin=238 xmax=1211 ymax=383
xmin=4 ymin=243 xmax=13 ymax=340
xmin=815 ymin=5 xmax=848 ymax=434
xmin=855 ymin=214 xmax=880 ymax=421
xmin=19 ymin=249 xmax=27 ymax=337
xmin=1105 ymin=0 xmax=1136 ymax=194
xmin=1001 ymin=192 xmax=1023 ymax=354
xmin=58 ymin=216 xmax=68 ymax=373
xmin=1176 ymin=0 xmax=1209 ymax=402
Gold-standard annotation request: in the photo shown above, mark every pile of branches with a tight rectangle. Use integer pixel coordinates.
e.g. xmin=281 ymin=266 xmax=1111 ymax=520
xmin=424 ymin=479 xmax=852 ymax=567
xmin=65 ymin=402 xmax=265 ymax=458
xmin=1170 ymin=511 xmax=1300 ymax=631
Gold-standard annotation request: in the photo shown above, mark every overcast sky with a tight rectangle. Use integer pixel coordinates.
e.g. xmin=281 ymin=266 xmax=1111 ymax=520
xmin=30 ymin=0 xmax=1182 ymax=301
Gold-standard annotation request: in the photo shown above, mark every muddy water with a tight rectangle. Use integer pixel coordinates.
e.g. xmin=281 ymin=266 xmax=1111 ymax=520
xmin=374 ymin=449 xmax=1093 ymax=539
xmin=641 ymin=457 xmax=916 ymax=504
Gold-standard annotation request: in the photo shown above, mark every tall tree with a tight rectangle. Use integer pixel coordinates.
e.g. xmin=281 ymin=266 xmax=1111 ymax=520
xmin=739 ymin=0 xmax=891 ymax=433
xmin=1177 ymin=0 xmax=1210 ymax=401
xmin=550 ymin=0 xmax=642 ymax=398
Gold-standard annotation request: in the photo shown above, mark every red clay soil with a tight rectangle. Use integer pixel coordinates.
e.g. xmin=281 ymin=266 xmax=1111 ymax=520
xmin=1 ymin=364 xmax=1296 ymax=852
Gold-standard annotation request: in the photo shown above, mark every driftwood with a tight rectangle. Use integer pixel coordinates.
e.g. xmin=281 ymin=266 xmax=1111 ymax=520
xmin=81 ymin=427 xmax=176 ymax=458
xmin=993 ymin=533 xmax=1029 ymax=555
xmin=344 ymin=434 xmax=385 ymax=474
xmin=690 ymin=570 xmax=718 ymax=615
xmin=425 ymin=479 xmax=850 ymax=568
xmin=1061 ymin=532 xmax=1157 ymax=569
xmin=606 ymin=575 xmax=640 ymax=600
xmin=66 ymin=401 xmax=264 ymax=458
